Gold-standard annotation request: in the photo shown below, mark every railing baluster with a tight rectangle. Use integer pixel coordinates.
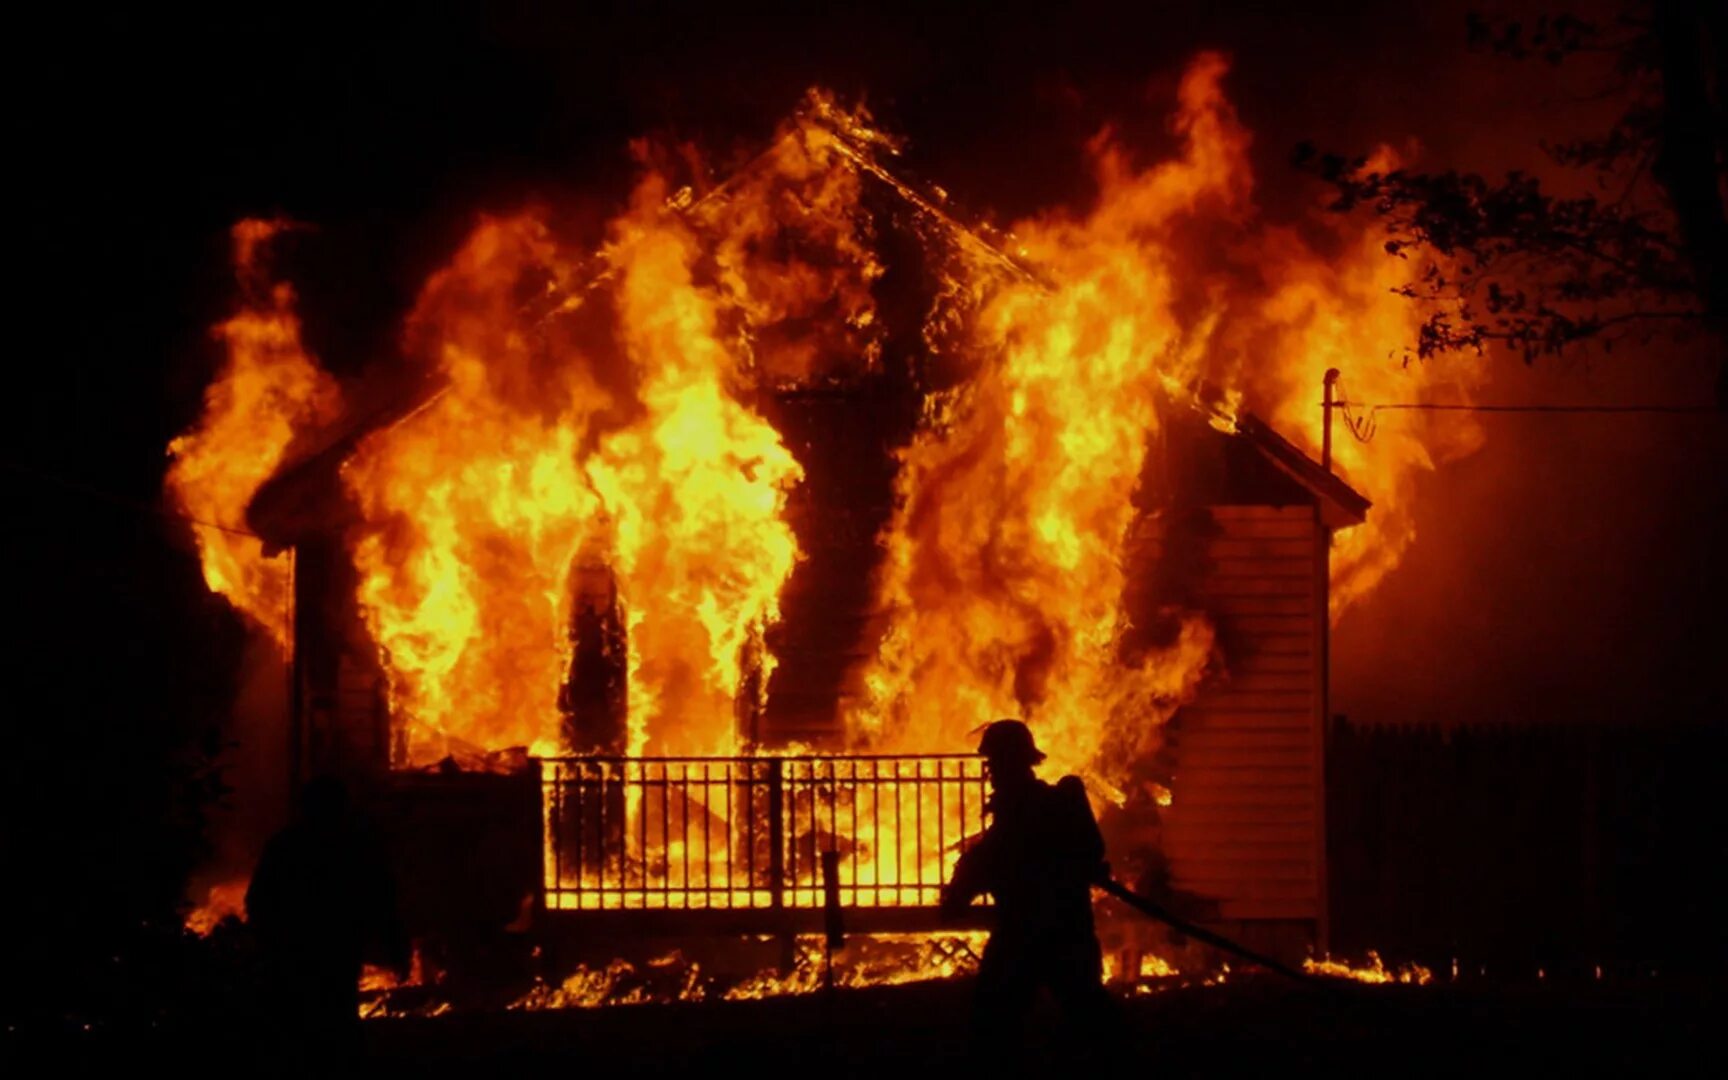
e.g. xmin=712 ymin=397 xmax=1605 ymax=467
xmin=940 ymin=756 xmax=953 ymax=898
xmin=745 ymin=761 xmax=756 ymax=906
xmin=835 ymin=761 xmax=845 ymax=906
xmin=957 ymin=757 xmax=967 ymax=881
xmin=808 ymin=761 xmax=820 ymax=903
xmin=767 ymin=758 xmax=785 ymax=911
xmin=872 ymin=759 xmax=881 ymax=907
xmin=697 ymin=764 xmax=706 ymax=906
xmin=596 ymin=762 xmax=608 ymax=907
xmin=680 ymin=761 xmax=690 ymax=907
xmin=639 ymin=762 xmax=649 ymax=908
xmin=848 ymin=759 xmax=858 ymax=908
xmin=915 ymin=758 xmax=925 ymax=898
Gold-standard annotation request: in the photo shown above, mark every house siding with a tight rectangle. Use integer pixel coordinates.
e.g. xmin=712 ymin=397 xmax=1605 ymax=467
xmin=1145 ymin=504 xmax=1324 ymax=930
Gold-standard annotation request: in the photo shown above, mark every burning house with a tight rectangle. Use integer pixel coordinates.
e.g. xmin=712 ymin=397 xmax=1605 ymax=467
xmin=169 ymin=60 xmax=1453 ymax=985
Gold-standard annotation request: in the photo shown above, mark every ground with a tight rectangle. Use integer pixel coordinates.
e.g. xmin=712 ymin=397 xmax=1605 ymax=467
xmin=10 ymin=975 xmax=1719 ymax=1077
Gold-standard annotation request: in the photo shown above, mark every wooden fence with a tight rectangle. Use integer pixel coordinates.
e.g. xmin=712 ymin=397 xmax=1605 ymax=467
xmin=1326 ymin=716 xmax=1726 ymax=974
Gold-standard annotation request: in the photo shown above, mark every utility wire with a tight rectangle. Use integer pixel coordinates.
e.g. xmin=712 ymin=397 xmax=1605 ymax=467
xmin=1339 ymin=402 xmax=1720 ymax=414
xmin=1328 ymin=396 xmax=1719 ymax=444
xmin=3 ymin=458 xmax=264 ymax=539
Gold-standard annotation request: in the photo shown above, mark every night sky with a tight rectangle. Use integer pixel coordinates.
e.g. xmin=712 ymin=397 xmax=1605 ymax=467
xmin=6 ymin=1 xmax=1723 ymax=1010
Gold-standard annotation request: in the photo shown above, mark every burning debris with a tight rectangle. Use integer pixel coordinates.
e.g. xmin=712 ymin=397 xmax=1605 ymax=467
xmin=367 ymin=939 xmax=1437 ymax=1016
xmin=1304 ymin=952 xmax=1434 ymax=986
xmin=501 ymin=934 xmax=990 ymax=1011
xmin=183 ymin=879 xmax=249 ymax=939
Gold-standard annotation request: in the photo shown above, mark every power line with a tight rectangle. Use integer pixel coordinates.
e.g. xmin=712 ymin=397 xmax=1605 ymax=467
xmin=1325 ymin=369 xmax=1720 ymax=444
xmin=3 ymin=458 xmax=264 ymax=539
xmin=1338 ymin=402 xmax=1720 ymax=415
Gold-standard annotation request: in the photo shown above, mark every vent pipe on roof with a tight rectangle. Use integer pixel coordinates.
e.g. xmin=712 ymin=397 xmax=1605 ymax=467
xmin=1322 ymin=368 xmax=1341 ymax=473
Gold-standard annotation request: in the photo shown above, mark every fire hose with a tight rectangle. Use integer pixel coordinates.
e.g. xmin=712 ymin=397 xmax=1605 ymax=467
xmin=1095 ymin=876 xmax=1319 ymax=986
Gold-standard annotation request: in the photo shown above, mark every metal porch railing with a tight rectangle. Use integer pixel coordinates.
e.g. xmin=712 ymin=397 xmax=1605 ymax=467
xmin=538 ymin=754 xmax=989 ymax=912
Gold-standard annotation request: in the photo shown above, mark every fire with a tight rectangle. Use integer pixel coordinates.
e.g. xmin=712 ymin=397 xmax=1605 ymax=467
xmin=721 ymin=932 xmax=986 ymax=1000
xmin=1304 ymin=951 xmax=1434 ymax=985
xmin=170 ymin=55 xmax=1492 ymax=944
xmin=588 ymin=174 xmax=804 ymax=757
xmin=1102 ymin=950 xmax=1182 ymax=984
xmin=698 ymin=91 xmax=886 ymax=386
xmin=166 ymin=220 xmax=342 ymax=649
xmin=498 ymin=934 xmax=985 ymax=1011
xmin=851 ymin=55 xmax=1253 ymax=787
xmin=513 ymin=957 xmax=667 ymax=1010
xmin=1246 ymin=147 xmax=1487 ymax=618
xmin=850 ymin=52 xmax=1487 ymax=790
xmin=342 ymin=151 xmax=823 ymax=765
xmin=183 ymin=878 xmax=248 ymax=937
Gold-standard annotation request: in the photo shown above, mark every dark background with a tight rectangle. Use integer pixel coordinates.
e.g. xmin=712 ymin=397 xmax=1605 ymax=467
xmin=5 ymin=1 xmax=1722 ymax=1020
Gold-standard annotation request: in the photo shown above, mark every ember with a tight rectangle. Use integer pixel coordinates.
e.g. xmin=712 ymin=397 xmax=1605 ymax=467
xmin=1305 ymin=951 xmax=1434 ymax=986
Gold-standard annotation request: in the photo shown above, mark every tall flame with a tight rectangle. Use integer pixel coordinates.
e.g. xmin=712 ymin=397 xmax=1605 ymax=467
xmin=852 ymin=56 xmax=1255 ymax=784
xmin=165 ymin=220 xmax=342 ymax=648
xmin=342 ymin=215 xmax=606 ymax=763
xmin=589 ymin=175 xmax=804 ymax=756
xmin=339 ymin=119 xmax=861 ymax=763
xmin=1245 ymin=153 xmax=1487 ymax=617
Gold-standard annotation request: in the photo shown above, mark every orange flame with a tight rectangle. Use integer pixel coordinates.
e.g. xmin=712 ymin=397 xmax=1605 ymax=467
xmin=183 ymin=877 xmax=248 ymax=937
xmin=591 ymin=175 xmax=804 ymax=757
xmin=856 ymin=54 xmax=1488 ymax=798
xmin=500 ymin=935 xmax=984 ymax=1011
xmin=166 ymin=220 xmax=342 ymax=648
xmin=1246 ymin=146 xmax=1487 ymax=618
xmin=340 ymin=114 xmax=872 ymax=763
xmin=342 ymin=215 xmax=604 ymax=764
xmin=854 ymin=54 xmax=1256 ymax=786
xmin=1305 ymin=951 xmax=1434 ymax=985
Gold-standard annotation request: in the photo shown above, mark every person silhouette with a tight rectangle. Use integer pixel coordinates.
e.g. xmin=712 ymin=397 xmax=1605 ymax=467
xmin=940 ymin=719 xmax=1122 ymax=1061
xmin=246 ymin=775 xmax=405 ymax=1062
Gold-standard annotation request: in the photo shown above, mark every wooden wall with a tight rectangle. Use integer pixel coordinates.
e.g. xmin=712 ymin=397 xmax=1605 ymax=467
xmin=1141 ymin=503 xmax=1326 ymax=936
xmin=292 ymin=535 xmax=391 ymax=782
xmin=1327 ymin=717 xmax=1728 ymax=973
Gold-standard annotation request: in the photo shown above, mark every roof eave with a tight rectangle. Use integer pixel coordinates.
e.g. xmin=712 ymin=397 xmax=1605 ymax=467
xmin=1233 ymin=413 xmax=1371 ymax=530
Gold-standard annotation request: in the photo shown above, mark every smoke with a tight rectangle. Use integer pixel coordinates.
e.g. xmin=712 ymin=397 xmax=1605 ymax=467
xmin=1333 ymin=345 xmax=1726 ymax=729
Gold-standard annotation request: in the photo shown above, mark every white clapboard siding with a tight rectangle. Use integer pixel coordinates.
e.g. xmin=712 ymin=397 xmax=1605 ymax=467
xmin=1139 ymin=505 xmax=1322 ymax=923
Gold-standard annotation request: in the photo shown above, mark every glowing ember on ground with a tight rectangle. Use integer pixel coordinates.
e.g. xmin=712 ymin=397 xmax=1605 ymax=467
xmin=349 ymin=935 xmax=1247 ymax=1015
xmin=1304 ymin=951 xmax=1434 ymax=985
xmin=512 ymin=957 xmax=677 ymax=1010
xmin=484 ymin=935 xmax=992 ymax=1012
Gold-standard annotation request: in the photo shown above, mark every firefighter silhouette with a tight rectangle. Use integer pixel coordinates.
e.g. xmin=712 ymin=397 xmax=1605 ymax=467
xmin=941 ymin=719 xmax=1122 ymax=1057
xmin=246 ymin=776 xmax=405 ymax=1059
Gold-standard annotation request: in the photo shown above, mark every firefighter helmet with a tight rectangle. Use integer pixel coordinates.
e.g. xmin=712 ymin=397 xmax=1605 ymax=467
xmin=976 ymin=718 xmax=1046 ymax=765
